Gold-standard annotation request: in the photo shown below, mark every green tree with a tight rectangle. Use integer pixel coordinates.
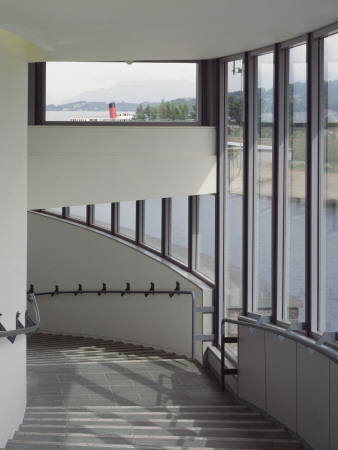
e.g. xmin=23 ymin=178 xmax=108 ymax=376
xmin=134 ymin=104 xmax=146 ymax=121
xmin=150 ymin=106 xmax=158 ymax=120
xmin=144 ymin=105 xmax=152 ymax=120
xmin=159 ymin=100 xmax=167 ymax=119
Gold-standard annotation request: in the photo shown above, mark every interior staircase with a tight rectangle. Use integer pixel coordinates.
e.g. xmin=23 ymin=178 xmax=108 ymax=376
xmin=5 ymin=333 xmax=304 ymax=449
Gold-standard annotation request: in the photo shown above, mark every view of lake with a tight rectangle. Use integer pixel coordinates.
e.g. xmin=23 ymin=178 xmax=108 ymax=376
xmin=46 ymin=110 xmax=121 ymax=121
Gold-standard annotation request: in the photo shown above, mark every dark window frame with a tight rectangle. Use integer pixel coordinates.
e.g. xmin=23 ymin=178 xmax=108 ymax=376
xmin=219 ymin=22 xmax=338 ymax=355
xmin=29 ymin=61 xmax=202 ymax=127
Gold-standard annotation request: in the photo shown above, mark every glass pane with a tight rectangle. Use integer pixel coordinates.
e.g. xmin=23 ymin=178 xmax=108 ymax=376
xmin=284 ymin=44 xmax=307 ymax=322
xmin=254 ymin=52 xmax=274 ymax=315
xmin=46 ymin=62 xmax=197 ymax=123
xmin=320 ymin=33 xmax=338 ymax=331
xmin=224 ymin=60 xmax=244 ymax=351
xmin=45 ymin=207 xmax=62 ymax=215
xmin=143 ymin=199 xmax=162 ymax=251
xmin=169 ymin=196 xmax=189 ymax=265
xmin=196 ymin=195 xmax=215 ymax=281
xmin=119 ymin=201 xmax=136 ymax=240
xmin=69 ymin=205 xmax=87 ymax=222
xmin=93 ymin=203 xmax=111 ymax=230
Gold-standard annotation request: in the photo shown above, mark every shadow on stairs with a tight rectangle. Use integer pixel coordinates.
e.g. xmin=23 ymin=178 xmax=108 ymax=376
xmin=5 ymin=333 xmax=304 ymax=449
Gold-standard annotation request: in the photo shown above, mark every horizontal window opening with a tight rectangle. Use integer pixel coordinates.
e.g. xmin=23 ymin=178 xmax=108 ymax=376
xmin=45 ymin=62 xmax=197 ymax=124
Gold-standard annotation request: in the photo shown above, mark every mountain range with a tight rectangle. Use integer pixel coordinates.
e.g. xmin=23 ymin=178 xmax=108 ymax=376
xmin=55 ymin=79 xmax=196 ymax=105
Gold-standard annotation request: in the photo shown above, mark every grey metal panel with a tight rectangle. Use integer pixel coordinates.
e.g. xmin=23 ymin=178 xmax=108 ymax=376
xmin=265 ymin=332 xmax=297 ymax=431
xmin=297 ymin=343 xmax=330 ymax=450
xmin=330 ymin=361 xmax=338 ymax=450
xmin=238 ymin=326 xmax=266 ymax=410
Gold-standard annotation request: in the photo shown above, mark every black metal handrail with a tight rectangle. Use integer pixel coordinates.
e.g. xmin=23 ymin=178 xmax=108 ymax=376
xmin=28 ymin=282 xmax=215 ymax=360
xmin=0 ymin=294 xmax=40 ymax=343
xmin=220 ymin=317 xmax=338 ymax=390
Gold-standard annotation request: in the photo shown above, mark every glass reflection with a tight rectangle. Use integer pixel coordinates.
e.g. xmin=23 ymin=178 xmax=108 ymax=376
xmin=119 ymin=201 xmax=136 ymax=239
xmin=284 ymin=44 xmax=307 ymax=322
xmin=254 ymin=52 xmax=274 ymax=315
xmin=169 ymin=196 xmax=189 ymax=265
xmin=196 ymin=194 xmax=215 ymax=281
xmin=320 ymin=33 xmax=338 ymax=331
xmin=143 ymin=198 xmax=162 ymax=251
xmin=45 ymin=207 xmax=62 ymax=215
xmin=224 ymin=59 xmax=244 ymax=352
xmin=93 ymin=203 xmax=111 ymax=230
xmin=69 ymin=205 xmax=87 ymax=222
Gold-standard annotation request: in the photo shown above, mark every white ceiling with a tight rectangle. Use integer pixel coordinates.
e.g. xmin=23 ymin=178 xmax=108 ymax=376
xmin=0 ymin=0 xmax=337 ymax=61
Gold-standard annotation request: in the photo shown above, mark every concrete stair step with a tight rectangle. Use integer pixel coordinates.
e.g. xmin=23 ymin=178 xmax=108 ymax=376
xmin=27 ymin=350 xmax=175 ymax=359
xmin=27 ymin=355 xmax=183 ymax=366
xmin=27 ymin=354 xmax=179 ymax=363
xmin=27 ymin=413 xmax=262 ymax=424
xmin=6 ymin=437 xmax=304 ymax=450
xmin=25 ymin=403 xmax=249 ymax=410
xmin=22 ymin=418 xmax=278 ymax=428
xmin=5 ymin=444 xmax=304 ymax=450
xmin=27 ymin=346 xmax=150 ymax=355
xmin=24 ymin=406 xmax=261 ymax=419
xmin=27 ymin=347 xmax=160 ymax=354
xmin=16 ymin=425 xmax=291 ymax=438
xmin=27 ymin=347 xmax=169 ymax=354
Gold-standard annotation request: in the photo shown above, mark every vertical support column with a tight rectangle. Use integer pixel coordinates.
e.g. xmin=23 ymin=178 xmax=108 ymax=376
xmin=162 ymin=198 xmax=170 ymax=257
xmin=112 ymin=203 xmax=119 ymax=235
xmin=272 ymin=44 xmax=285 ymax=322
xmin=243 ymin=52 xmax=255 ymax=315
xmin=306 ymin=33 xmax=320 ymax=333
xmin=217 ymin=61 xmax=226 ymax=342
xmin=136 ymin=200 xmax=143 ymax=246
xmin=201 ymin=58 xmax=220 ymax=341
xmin=86 ymin=205 xmax=94 ymax=226
xmin=189 ymin=196 xmax=197 ymax=273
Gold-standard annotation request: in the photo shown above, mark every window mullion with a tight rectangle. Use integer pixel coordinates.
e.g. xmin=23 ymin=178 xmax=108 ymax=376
xmin=189 ymin=196 xmax=197 ymax=272
xmin=306 ymin=32 xmax=320 ymax=334
xmin=272 ymin=44 xmax=285 ymax=323
xmin=243 ymin=52 xmax=255 ymax=315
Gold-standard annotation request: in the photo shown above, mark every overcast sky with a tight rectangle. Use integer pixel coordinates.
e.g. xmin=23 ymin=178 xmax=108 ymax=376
xmin=46 ymin=62 xmax=197 ymax=105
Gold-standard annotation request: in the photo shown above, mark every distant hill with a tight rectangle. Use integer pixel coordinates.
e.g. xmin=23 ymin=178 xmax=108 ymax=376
xmin=57 ymin=79 xmax=196 ymax=104
xmin=46 ymin=101 xmax=139 ymax=112
xmin=46 ymin=98 xmax=196 ymax=113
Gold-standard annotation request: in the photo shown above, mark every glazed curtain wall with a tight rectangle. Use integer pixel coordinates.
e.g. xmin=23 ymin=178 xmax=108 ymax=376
xmin=44 ymin=194 xmax=216 ymax=285
xmin=221 ymin=24 xmax=338 ymax=353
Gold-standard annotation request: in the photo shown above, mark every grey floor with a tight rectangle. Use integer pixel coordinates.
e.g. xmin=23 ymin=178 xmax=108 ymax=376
xmin=5 ymin=333 xmax=304 ymax=449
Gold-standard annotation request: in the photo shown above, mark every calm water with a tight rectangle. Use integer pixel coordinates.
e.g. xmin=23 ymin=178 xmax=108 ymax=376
xmin=46 ymin=110 xmax=132 ymax=121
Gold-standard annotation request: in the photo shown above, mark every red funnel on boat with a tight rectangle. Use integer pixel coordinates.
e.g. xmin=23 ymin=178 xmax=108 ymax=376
xmin=109 ymin=101 xmax=117 ymax=119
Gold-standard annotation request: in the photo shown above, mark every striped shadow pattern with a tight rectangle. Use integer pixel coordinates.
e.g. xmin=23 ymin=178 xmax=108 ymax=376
xmin=5 ymin=333 xmax=304 ymax=449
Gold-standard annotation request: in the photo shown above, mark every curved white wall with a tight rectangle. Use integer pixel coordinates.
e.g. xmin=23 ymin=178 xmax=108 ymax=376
xmin=27 ymin=212 xmax=214 ymax=362
xmin=28 ymin=126 xmax=216 ymax=209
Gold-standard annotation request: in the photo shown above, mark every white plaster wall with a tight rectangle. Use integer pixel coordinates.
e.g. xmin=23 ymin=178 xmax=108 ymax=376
xmin=28 ymin=126 xmax=216 ymax=209
xmin=27 ymin=212 xmax=213 ymax=362
xmin=0 ymin=32 xmax=30 ymax=448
